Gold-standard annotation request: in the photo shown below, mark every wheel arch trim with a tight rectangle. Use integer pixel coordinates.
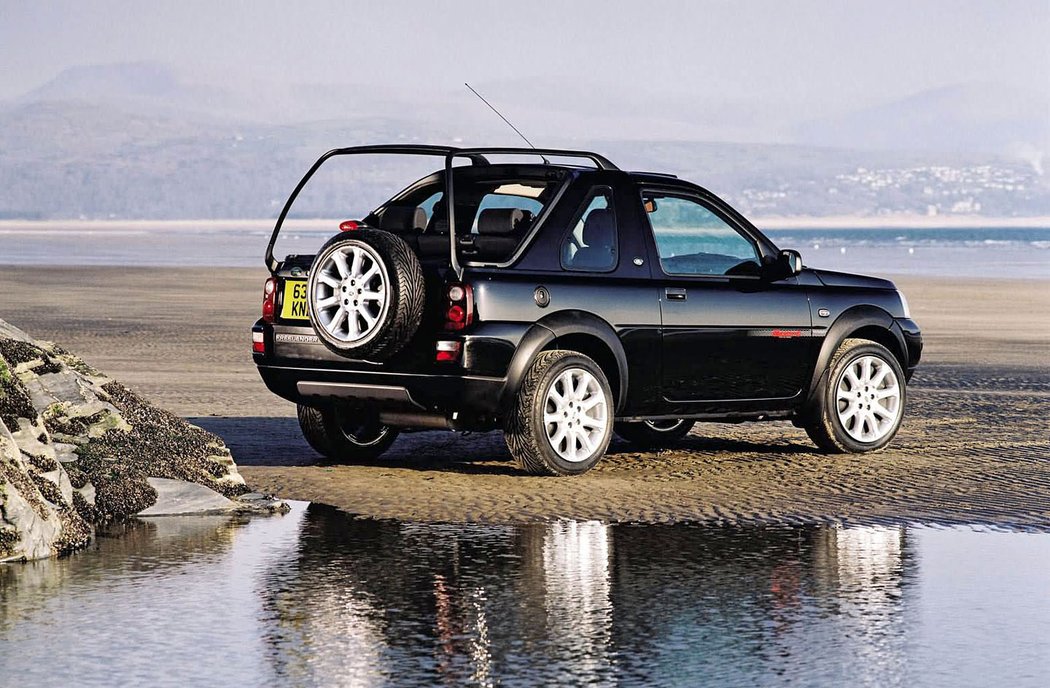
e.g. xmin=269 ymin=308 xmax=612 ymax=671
xmin=805 ymin=305 xmax=906 ymax=411
xmin=499 ymin=310 xmax=629 ymax=413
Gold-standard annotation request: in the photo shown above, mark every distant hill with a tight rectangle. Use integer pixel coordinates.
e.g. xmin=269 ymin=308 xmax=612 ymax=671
xmin=20 ymin=62 xmax=187 ymax=103
xmin=0 ymin=63 xmax=1047 ymax=220
xmin=795 ymin=82 xmax=1049 ymax=157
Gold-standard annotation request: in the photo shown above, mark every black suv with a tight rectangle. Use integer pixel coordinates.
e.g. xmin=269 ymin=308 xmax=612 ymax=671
xmin=252 ymin=145 xmax=922 ymax=475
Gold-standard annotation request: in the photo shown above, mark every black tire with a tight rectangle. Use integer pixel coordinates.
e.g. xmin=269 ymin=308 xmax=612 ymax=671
xmin=804 ymin=338 xmax=907 ymax=453
xmin=615 ymin=419 xmax=695 ymax=448
xmin=504 ymin=350 xmax=614 ymax=476
xmin=307 ymin=229 xmax=425 ymax=361
xmin=297 ymin=404 xmax=399 ymax=463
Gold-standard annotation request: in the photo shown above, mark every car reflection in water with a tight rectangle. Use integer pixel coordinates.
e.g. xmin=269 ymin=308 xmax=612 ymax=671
xmin=259 ymin=505 xmax=912 ymax=687
xmin=257 ymin=512 xmax=616 ymax=687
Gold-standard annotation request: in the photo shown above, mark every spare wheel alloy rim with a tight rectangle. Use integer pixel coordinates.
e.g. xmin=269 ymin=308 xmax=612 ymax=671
xmin=835 ymin=354 xmax=902 ymax=443
xmin=313 ymin=242 xmax=390 ymax=345
xmin=543 ymin=367 xmax=609 ymax=463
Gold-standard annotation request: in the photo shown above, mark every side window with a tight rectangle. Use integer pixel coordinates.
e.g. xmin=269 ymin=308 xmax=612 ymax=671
xmin=644 ymin=194 xmax=761 ymax=277
xmin=471 ymin=192 xmax=543 ymax=234
xmin=418 ymin=191 xmax=442 ymax=222
xmin=561 ymin=187 xmax=618 ymax=272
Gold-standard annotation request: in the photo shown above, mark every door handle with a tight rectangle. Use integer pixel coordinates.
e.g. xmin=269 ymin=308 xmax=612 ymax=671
xmin=665 ymin=287 xmax=687 ymax=301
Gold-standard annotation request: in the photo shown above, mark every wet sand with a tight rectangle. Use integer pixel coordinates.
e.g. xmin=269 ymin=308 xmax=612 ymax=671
xmin=1 ymin=266 xmax=1048 ymax=526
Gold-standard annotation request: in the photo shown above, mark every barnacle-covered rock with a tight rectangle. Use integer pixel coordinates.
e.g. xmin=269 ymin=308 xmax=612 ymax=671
xmin=0 ymin=319 xmax=285 ymax=562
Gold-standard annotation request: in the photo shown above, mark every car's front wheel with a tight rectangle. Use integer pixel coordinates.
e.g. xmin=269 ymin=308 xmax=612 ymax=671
xmin=804 ymin=338 xmax=906 ymax=453
xmin=504 ymin=350 xmax=614 ymax=476
xmin=615 ymin=418 xmax=695 ymax=448
xmin=297 ymin=404 xmax=399 ymax=463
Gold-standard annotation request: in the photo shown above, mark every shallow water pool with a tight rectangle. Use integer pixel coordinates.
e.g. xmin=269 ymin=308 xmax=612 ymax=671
xmin=1 ymin=504 xmax=1049 ymax=687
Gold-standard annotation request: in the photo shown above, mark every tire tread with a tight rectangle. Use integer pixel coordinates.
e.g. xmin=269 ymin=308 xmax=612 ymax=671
xmin=804 ymin=338 xmax=905 ymax=454
xmin=296 ymin=404 xmax=399 ymax=463
xmin=504 ymin=350 xmax=612 ymax=476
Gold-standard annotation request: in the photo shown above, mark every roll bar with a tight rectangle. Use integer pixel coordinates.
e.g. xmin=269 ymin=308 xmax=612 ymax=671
xmin=265 ymin=144 xmax=619 ymax=274
xmin=443 ymin=148 xmax=618 ymax=277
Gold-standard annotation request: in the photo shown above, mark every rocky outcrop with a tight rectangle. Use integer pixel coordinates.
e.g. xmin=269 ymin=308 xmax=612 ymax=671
xmin=0 ymin=318 xmax=284 ymax=562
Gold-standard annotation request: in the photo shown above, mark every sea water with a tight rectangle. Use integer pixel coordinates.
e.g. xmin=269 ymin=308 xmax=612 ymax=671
xmin=1 ymin=224 xmax=1048 ymax=279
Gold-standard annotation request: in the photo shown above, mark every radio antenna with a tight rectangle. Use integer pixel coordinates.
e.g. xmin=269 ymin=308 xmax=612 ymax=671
xmin=465 ymin=82 xmax=548 ymax=163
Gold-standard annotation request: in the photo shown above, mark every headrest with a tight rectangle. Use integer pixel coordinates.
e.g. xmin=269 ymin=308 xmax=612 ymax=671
xmin=381 ymin=205 xmax=426 ymax=232
xmin=427 ymin=200 xmax=448 ymax=234
xmin=582 ymin=208 xmax=615 ymax=246
xmin=478 ymin=208 xmax=524 ymax=236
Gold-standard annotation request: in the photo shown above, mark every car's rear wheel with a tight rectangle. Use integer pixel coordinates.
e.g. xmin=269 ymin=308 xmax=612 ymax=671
xmin=615 ymin=419 xmax=695 ymax=448
xmin=307 ymin=229 xmax=425 ymax=361
xmin=804 ymin=338 xmax=906 ymax=453
xmin=297 ymin=404 xmax=399 ymax=463
xmin=504 ymin=350 xmax=614 ymax=476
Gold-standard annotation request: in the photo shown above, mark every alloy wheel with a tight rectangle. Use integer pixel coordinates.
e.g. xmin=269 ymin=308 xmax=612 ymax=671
xmin=312 ymin=242 xmax=390 ymax=344
xmin=643 ymin=419 xmax=685 ymax=432
xmin=835 ymin=354 xmax=902 ymax=443
xmin=543 ymin=367 xmax=610 ymax=463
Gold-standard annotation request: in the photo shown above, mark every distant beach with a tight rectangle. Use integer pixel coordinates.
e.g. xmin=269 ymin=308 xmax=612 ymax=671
xmin=3 ymin=218 xmax=1048 ymax=279
xmin=754 ymin=215 xmax=1050 ymax=229
xmin=4 ymin=214 xmax=1050 ymax=232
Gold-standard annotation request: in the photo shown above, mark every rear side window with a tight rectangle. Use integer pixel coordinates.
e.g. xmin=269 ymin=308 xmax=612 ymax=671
xmin=470 ymin=188 xmax=545 ymax=233
xmin=417 ymin=191 xmax=442 ymax=223
xmin=561 ymin=187 xmax=618 ymax=272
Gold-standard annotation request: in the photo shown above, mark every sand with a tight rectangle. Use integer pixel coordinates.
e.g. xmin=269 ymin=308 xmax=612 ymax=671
xmin=1 ymin=266 xmax=1047 ymax=527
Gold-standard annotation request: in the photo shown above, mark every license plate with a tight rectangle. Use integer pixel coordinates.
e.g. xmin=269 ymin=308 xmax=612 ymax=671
xmin=280 ymin=280 xmax=309 ymax=320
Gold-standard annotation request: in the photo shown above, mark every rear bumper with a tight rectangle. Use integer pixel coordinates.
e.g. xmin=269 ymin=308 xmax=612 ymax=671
xmin=255 ymin=361 xmax=505 ymax=429
xmin=251 ymin=318 xmax=527 ymax=429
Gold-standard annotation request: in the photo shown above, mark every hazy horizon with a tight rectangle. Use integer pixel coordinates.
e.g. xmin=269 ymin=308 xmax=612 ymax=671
xmin=3 ymin=1 xmax=1047 ymax=147
xmin=1 ymin=1 xmax=1047 ymax=221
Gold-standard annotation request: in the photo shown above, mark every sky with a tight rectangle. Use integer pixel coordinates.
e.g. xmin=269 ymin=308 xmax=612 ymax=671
xmin=2 ymin=0 xmax=1047 ymax=111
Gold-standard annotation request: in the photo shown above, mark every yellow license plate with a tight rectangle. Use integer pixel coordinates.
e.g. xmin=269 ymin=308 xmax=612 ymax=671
xmin=280 ymin=280 xmax=309 ymax=320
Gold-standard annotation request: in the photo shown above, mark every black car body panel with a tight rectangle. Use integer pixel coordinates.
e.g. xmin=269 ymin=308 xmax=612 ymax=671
xmin=810 ymin=268 xmax=897 ymax=290
xmin=253 ymin=145 xmax=922 ymax=433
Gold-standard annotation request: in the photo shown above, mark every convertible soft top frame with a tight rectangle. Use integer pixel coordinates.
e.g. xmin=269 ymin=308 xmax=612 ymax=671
xmin=264 ymin=144 xmax=618 ymax=273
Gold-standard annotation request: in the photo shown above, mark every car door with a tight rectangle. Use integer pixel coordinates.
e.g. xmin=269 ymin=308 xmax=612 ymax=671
xmin=640 ymin=190 xmax=814 ymax=407
xmin=482 ymin=175 xmax=666 ymax=416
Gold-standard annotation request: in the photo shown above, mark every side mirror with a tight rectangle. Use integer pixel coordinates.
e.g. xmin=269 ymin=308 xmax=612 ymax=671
xmin=764 ymin=249 xmax=803 ymax=281
xmin=781 ymin=249 xmax=803 ymax=276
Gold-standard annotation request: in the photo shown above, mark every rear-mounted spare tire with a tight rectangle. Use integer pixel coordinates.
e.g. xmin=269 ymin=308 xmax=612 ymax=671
xmin=306 ymin=229 xmax=425 ymax=360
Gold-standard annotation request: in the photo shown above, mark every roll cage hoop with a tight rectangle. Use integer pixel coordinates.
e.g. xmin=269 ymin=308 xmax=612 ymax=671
xmin=265 ymin=144 xmax=618 ymax=274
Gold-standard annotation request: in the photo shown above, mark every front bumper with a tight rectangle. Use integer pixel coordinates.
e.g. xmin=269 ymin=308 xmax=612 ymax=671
xmin=893 ymin=317 xmax=923 ymax=380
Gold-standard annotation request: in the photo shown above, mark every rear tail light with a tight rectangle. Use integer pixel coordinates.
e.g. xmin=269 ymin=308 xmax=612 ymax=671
xmin=252 ymin=330 xmax=265 ymax=354
xmin=444 ymin=283 xmax=473 ymax=331
xmin=262 ymin=277 xmax=277 ymax=323
xmin=435 ymin=340 xmax=462 ymax=362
